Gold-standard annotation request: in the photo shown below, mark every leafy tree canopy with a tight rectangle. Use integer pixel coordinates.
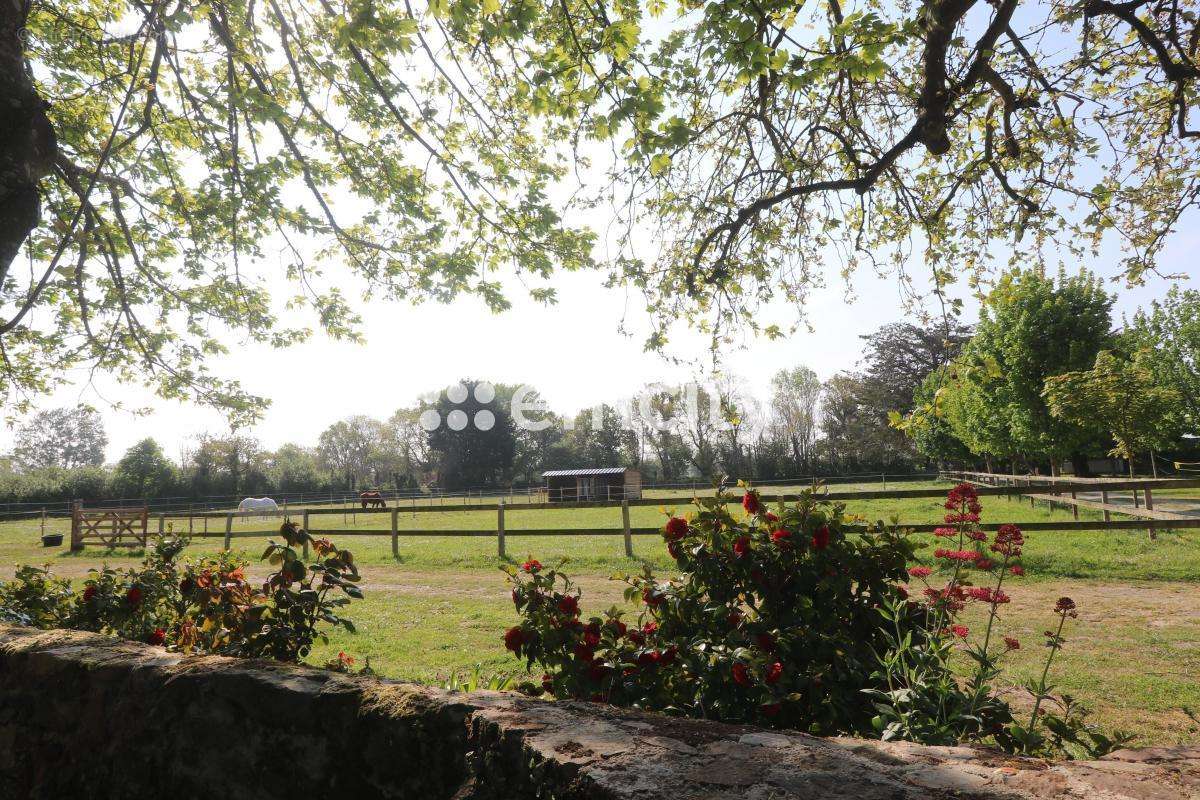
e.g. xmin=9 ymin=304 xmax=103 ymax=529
xmin=1128 ymin=287 xmax=1200 ymax=432
xmin=425 ymin=379 xmax=517 ymax=489
xmin=904 ymin=366 xmax=975 ymax=465
xmin=2 ymin=0 xmax=1198 ymax=419
xmin=9 ymin=406 xmax=108 ymax=471
xmin=941 ymin=270 xmax=1114 ymax=461
xmin=1043 ymin=350 xmax=1183 ymax=472
xmin=113 ymin=437 xmax=177 ymax=497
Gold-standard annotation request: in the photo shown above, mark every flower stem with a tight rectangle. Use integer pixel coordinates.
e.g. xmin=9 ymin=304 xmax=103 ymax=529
xmin=1027 ymin=611 xmax=1068 ymax=732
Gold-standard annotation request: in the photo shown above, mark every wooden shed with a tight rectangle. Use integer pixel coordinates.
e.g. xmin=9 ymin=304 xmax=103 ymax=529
xmin=542 ymin=467 xmax=642 ymax=503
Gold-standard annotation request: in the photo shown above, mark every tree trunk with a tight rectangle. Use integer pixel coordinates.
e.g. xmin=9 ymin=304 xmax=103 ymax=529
xmin=1 ymin=1 xmax=56 ymax=276
xmin=1071 ymin=453 xmax=1091 ymax=478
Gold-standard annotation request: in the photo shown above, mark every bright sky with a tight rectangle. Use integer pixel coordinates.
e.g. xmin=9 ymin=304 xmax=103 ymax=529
xmin=2 ymin=219 xmax=1192 ymax=464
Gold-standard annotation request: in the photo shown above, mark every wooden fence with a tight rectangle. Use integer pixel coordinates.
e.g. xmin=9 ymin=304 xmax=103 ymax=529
xmin=94 ymin=475 xmax=1200 ymax=559
xmin=941 ymin=471 xmax=1200 ymax=539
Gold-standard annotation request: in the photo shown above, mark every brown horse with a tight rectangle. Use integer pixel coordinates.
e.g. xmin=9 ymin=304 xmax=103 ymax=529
xmin=359 ymin=490 xmax=385 ymax=509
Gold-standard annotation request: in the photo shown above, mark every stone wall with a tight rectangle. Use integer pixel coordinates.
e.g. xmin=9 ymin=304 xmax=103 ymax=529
xmin=0 ymin=625 xmax=1196 ymax=799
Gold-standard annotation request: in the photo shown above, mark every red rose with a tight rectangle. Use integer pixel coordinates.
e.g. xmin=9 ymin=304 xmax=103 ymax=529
xmin=659 ymin=646 xmax=678 ymax=664
xmin=742 ymin=491 xmax=762 ymax=515
xmin=82 ymin=585 xmax=97 ymax=602
xmin=770 ymin=528 xmax=792 ymax=547
xmin=642 ymin=621 xmax=658 ymax=635
xmin=732 ymin=535 xmax=750 ymax=558
xmin=583 ymin=622 xmax=601 ymax=648
xmin=755 ymin=633 xmax=776 ymax=652
xmin=638 ymin=650 xmax=661 ymax=667
xmin=1004 ymin=636 xmax=1020 ymax=650
xmin=125 ymin=587 xmax=143 ymax=607
xmin=664 ymin=517 xmax=689 ymax=541
xmin=642 ymin=588 xmax=664 ymax=607
xmin=732 ymin=662 xmax=752 ymax=686
xmin=811 ymin=525 xmax=830 ymax=550
xmin=557 ymin=595 xmax=580 ymax=616
xmin=522 ymin=559 xmax=543 ymax=573
xmin=573 ymin=643 xmax=596 ymax=662
xmin=950 ymin=624 xmax=969 ymax=638
xmin=608 ymin=619 xmax=627 ymax=637
xmin=765 ymin=661 xmax=783 ymax=684
xmin=1009 ymin=565 xmax=1025 ymax=576
xmin=504 ymin=626 xmax=526 ymax=653
xmin=760 ymin=702 xmax=781 ymax=716
xmin=628 ymin=630 xmax=646 ymax=645
xmin=763 ymin=512 xmax=779 ymax=523
xmin=146 ymin=628 xmax=166 ymax=646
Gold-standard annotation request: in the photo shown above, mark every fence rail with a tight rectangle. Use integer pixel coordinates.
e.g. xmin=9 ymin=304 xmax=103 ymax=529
xmin=33 ymin=474 xmax=1200 ymax=558
xmin=942 ymin=470 xmax=1199 ymax=539
xmin=0 ymin=471 xmax=943 ymax=520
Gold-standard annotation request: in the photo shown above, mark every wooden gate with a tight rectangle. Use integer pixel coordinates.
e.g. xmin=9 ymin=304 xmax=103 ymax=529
xmin=70 ymin=502 xmax=149 ymax=551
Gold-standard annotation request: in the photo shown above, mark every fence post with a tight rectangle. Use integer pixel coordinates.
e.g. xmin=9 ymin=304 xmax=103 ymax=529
xmin=302 ymin=510 xmax=311 ymax=559
xmin=70 ymin=500 xmax=82 ymax=552
xmin=622 ymin=500 xmax=633 ymax=558
xmin=391 ymin=508 xmax=399 ymax=559
xmin=157 ymin=514 xmax=165 ymax=537
xmin=497 ymin=500 xmax=506 ymax=559
xmin=1101 ymin=489 xmax=1111 ymax=523
xmin=223 ymin=513 xmax=233 ymax=550
xmin=1069 ymin=491 xmax=1079 ymax=520
xmin=1145 ymin=488 xmax=1157 ymax=540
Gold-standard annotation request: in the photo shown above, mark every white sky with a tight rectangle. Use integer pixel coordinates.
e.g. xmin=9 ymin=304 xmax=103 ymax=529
xmin=2 ymin=225 xmax=1192 ymax=464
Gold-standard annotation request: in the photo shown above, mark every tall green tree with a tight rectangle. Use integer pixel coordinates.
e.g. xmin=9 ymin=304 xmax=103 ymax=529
xmin=9 ymin=406 xmax=108 ymax=471
xmin=267 ymin=444 xmax=328 ymax=494
xmin=902 ymin=368 xmax=975 ymax=468
xmin=1128 ymin=287 xmax=1200 ymax=432
xmin=425 ymin=380 xmax=516 ymax=490
xmin=859 ymin=322 xmax=973 ymax=417
xmin=1044 ymin=351 xmax=1183 ymax=476
xmin=769 ymin=366 xmax=822 ymax=472
xmin=4 ymin=0 xmax=1198 ymax=415
xmin=944 ymin=271 xmax=1114 ymax=470
xmin=112 ymin=438 xmax=176 ymax=498
xmin=316 ymin=417 xmax=387 ymax=490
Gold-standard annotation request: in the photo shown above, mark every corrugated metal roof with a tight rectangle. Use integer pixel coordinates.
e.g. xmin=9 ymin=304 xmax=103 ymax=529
xmin=541 ymin=467 xmax=629 ymax=477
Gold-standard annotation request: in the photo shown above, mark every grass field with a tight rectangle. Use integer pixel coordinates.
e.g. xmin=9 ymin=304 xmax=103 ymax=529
xmin=2 ymin=481 xmax=1197 ymax=746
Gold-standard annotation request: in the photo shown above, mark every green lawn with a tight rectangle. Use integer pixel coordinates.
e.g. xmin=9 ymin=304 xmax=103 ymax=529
xmin=2 ymin=483 xmax=1197 ymax=746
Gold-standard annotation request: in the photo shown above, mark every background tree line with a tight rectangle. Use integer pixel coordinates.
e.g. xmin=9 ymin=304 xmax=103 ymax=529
xmin=4 ymin=273 xmax=1195 ymax=506
xmin=0 ymin=321 xmax=972 ymax=503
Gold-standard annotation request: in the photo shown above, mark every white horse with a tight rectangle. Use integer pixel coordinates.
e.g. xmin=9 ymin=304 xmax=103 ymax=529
xmin=238 ymin=497 xmax=278 ymax=517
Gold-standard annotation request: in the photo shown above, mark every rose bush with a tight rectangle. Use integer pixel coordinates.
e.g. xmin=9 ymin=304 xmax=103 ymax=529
xmin=505 ymin=485 xmax=922 ymax=735
xmin=504 ymin=482 xmax=1130 ymax=757
xmin=0 ymin=521 xmax=361 ymax=664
